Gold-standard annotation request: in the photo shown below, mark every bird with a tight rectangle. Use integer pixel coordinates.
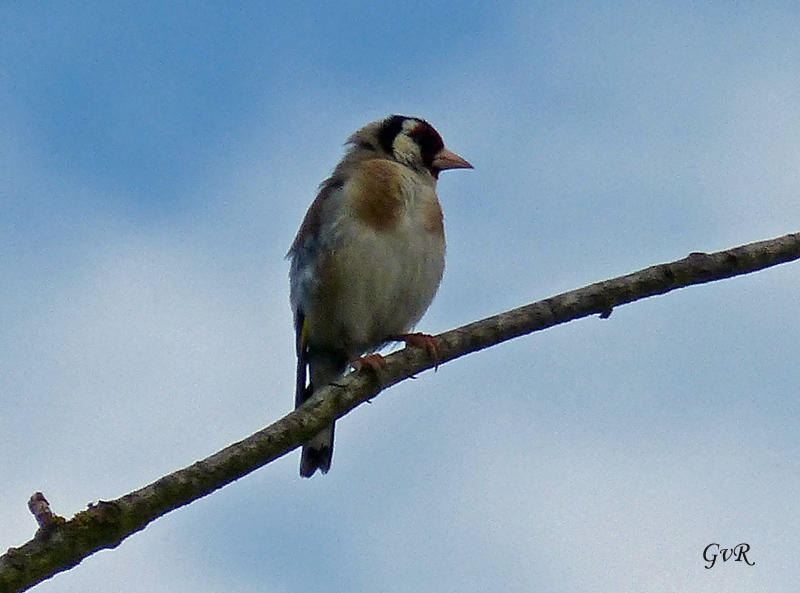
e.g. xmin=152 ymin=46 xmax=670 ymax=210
xmin=287 ymin=115 xmax=472 ymax=477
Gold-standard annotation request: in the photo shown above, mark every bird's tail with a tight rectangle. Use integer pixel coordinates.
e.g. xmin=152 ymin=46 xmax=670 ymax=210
xmin=297 ymin=351 xmax=347 ymax=477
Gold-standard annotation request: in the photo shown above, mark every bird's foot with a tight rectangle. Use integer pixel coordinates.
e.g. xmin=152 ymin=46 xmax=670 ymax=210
xmin=351 ymin=353 xmax=387 ymax=374
xmin=393 ymin=332 xmax=441 ymax=366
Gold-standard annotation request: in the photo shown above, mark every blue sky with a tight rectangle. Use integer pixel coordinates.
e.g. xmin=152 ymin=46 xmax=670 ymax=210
xmin=2 ymin=2 xmax=799 ymax=592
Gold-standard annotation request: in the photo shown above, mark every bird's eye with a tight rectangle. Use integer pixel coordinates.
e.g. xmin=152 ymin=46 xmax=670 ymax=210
xmin=409 ymin=123 xmax=444 ymax=168
xmin=356 ymin=141 xmax=375 ymax=151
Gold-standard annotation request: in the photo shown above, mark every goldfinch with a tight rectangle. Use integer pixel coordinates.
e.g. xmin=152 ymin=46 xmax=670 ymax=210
xmin=288 ymin=115 xmax=472 ymax=477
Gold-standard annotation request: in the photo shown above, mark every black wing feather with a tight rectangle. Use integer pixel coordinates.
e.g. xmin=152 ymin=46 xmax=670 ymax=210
xmin=294 ymin=308 xmax=311 ymax=408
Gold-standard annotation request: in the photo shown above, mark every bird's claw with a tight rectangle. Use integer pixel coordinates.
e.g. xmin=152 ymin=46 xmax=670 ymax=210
xmin=395 ymin=332 xmax=441 ymax=367
xmin=351 ymin=353 xmax=387 ymax=373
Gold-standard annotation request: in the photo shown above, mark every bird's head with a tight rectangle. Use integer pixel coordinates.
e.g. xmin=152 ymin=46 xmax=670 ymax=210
xmin=348 ymin=115 xmax=473 ymax=179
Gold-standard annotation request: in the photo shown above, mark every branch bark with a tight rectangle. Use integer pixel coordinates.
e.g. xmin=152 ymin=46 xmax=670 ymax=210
xmin=2 ymin=231 xmax=799 ymax=593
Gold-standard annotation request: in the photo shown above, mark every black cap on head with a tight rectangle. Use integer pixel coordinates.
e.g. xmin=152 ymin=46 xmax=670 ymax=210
xmin=377 ymin=115 xmax=410 ymax=154
xmin=378 ymin=115 xmax=445 ymax=171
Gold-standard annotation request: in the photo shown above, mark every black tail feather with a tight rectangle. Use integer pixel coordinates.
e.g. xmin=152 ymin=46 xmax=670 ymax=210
xmin=295 ymin=341 xmax=347 ymax=477
xmin=299 ymin=423 xmax=335 ymax=477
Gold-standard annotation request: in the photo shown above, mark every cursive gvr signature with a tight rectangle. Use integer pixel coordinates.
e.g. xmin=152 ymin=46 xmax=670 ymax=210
xmin=703 ymin=543 xmax=755 ymax=569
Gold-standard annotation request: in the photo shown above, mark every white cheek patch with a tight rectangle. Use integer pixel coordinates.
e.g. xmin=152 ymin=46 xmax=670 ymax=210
xmin=392 ymin=133 xmax=421 ymax=167
xmin=401 ymin=118 xmax=420 ymax=133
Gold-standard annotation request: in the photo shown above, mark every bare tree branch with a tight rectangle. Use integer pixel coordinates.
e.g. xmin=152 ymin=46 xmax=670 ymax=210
xmin=2 ymin=231 xmax=799 ymax=593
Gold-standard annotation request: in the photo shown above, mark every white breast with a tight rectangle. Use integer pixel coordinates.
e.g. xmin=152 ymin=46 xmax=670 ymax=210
xmin=309 ymin=167 xmax=445 ymax=356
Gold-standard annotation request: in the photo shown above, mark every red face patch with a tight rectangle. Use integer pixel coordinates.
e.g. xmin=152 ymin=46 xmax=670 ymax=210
xmin=409 ymin=122 xmax=445 ymax=171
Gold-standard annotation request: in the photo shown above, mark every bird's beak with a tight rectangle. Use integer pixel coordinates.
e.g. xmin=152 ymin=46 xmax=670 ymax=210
xmin=431 ymin=148 xmax=473 ymax=171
